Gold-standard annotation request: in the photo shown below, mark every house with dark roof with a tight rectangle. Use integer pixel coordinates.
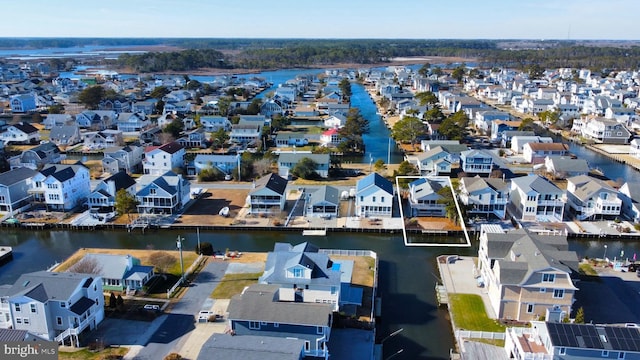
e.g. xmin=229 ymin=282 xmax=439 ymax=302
xmin=505 ymin=321 xmax=640 ymax=360
xmin=478 ymin=226 xmax=579 ymax=321
xmin=0 ymin=122 xmax=40 ymax=145
xmin=49 ymin=124 xmax=81 ymax=147
xmin=135 ymin=171 xmax=191 ymax=215
xmin=42 ymin=114 xmax=73 ymax=130
xmin=29 ymin=164 xmax=90 ymax=211
xmin=0 ymin=167 xmax=38 ymax=216
xmin=0 ymin=271 xmax=104 ymax=347
xmin=87 ymin=171 xmax=136 ymax=214
xmin=305 ymin=186 xmax=340 ymax=218
xmin=78 ymin=253 xmax=154 ymax=292
xmin=508 ymin=174 xmax=565 ymax=222
xmin=198 ymin=333 xmax=304 ymax=360
xmin=226 ymin=284 xmax=333 ymax=360
xmin=459 ymin=176 xmax=509 ymax=219
xmin=0 ymin=328 xmax=47 ymax=342
xmin=355 ymin=172 xmax=394 ymax=218
xmin=9 ymin=142 xmax=64 ymax=170
xmin=566 ymin=175 xmax=622 ymax=221
xmin=75 ymin=110 xmax=116 ymax=130
xmin=407 ymin=177 xmax=449 ymax=217
xmin=83 ymin=130 xmax=124 ymax=151
xmin=143 ymin=141 xmax=185 ymax=176
xmin=249 ymin=173 xmax=288 ymax=214
xmin=620 ymin=182 xmax=640 ymax=222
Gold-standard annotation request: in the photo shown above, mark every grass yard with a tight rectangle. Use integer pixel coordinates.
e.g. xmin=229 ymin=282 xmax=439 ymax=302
xmin=449 ymin=294 xmax=505 ymax=333
xmin=59 ymin=346 xmax=128 ymax=360
xmin=211 ymin=272 xmax=262 ymax=299
xmin=579 ymin=262 xmax=598 ymax=276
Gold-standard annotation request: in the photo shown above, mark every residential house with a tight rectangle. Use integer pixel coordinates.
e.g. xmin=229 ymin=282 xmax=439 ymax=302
xmin=197 ymin=334 xmax=305 ymax=360
xmin=566 ymin=175 xmax=622 ymax=221
xmin=9 ymin=142 xmax=63 ymax=170
xmin=474 ymin=110 xmax=511 ymax=133
xmin=630 ymin=138 xmax=640 ymax=159
xmin=139 ymin=127 xmax=162 ymax=145
xmin=478 ymin=226 xmax=579 ymax=321
xmin=75 ymin=110 xmax=116 ymax=130
xmin=9 ymin=94 xmax=36 ymax=113
xmin=163 ymin=101 xmax=193 ymax=115
xmin=177 ymin=129 xmax=208 ymax=149
xmin=505 ymin=321 xmax=640 ymax=360
xmin=275 ymin=132 xmax=310 ymax=148
xmin=490 ymin=120 xmax=522 ymax=141
xmin=500 ymin=130 xmax=536 ymax=148
xmin=407 ymin=177 xmax=449 ymax=217
xmin=0 ymin=167 xmax=38 ymax=216
xmin=510 ymin=136 xmax=553 ymax=154
xmin=87 ymin=171 xmax=137 ymax=213
xmin=143 ymin=142 xmax=185 ymax=176
xmin=305 ymin=186 xmax=340 ymax=218
xmin=580 ymin=117 xmax=631 ymax=144
xmin=605 ymin=107 xmax=636 ymax=122
xmin=260 ymin=100 xmax=285 ymax=118
xmin=460 ymin=149 xmax=495 ymax=175
xmin=226 ymin=284 xmax=333 ymax=360
xmin=544 ymin=156 xmax=589 ymax=179
xmin=229 ymin=124 xmax=261 ymax=145
xmin=200 ymin=116 xmax=231 ymax=132
xmin=320 ymin=128 xmax=341 ymax=147
xmin=79 ymin=253 xmax=154 ymax=292
xmin=278 ymin=153 xmax=330 ymax=179
xmin=116 ymin=112 xmax=150 ymax=133
xmin=102 ymin=145 xmax=143 ymax=174
xmin=459 ymin=176 xmax=509 ymax=219
xmin=29 ymin=164 xmax=90 ymax=211
xmin=98 ymin=99 xmax=130 ymax=114
xmin=42 ymin=114 xmax=73 ymax=130
xmin=323 ymin=113 xmax=347 ymax=128
xmin=136 ymin=171 xmax=191 ymax=214
xmin=620 ymin=182 xmax=640 ymax=223
xmin=84 ymin=130 xmax=124 ymax=151
xmin=248 ymin=173 xmax=288 ymax=214
xmin=0 ymin=271 xmax=104 ymax=347
xmin=523 ymin=142 xmax=569 ymax=164
xmin=131 ymin=99 xmax=158 ymax=115
xmin=415 ymin=147 xmax=452 ymax=175
xmin=49 ymin=124 xmax=81 ymax=147
xmin=189 ymin=154 xmax=237 ymax=176
xmin=0 ymin=123 xmax=40 ymax=144
xmin=355 ymin=172 xmax=394 ymax=218
xmin=508 ymin=174 xmax=565 ymax=222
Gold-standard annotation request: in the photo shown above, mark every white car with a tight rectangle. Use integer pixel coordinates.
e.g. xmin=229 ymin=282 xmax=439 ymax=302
xmin=144 ymin=304 xmax=160 ymax=311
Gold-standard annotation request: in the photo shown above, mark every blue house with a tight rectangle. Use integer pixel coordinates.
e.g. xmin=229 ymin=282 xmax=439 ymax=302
xmin=227 ymin=284 xmax=333 ymax=360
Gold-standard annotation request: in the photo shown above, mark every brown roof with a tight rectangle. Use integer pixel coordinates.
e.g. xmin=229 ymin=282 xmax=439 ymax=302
xmin=158 ymin=141 xmax=184 ymax=154
xmin=526 ymin=142 xmax=569 ymax=151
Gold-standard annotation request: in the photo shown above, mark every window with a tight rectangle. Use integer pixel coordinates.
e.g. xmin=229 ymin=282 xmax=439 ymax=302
xmin=23 ymin=318 xmax=29 ymax=325
xmin=619 ymin=352 xmax=625 ymax=359
xmin=539 ymin=288 xmax=546 ymax=293
xmin=273 ymin=323 xmax=279 ymax=328
xmin=553 ymin=289 xmax=564 ymax=299
xmin=150 ymin=188 xmax=156 ymax=195
xmin=249 ymin=321 xmax=260 ymax=330
xmin=542 ymin=274 xmax=555 ymax=283
xmin=559 ymin=348 xmax=566 ymax=355
xmin=16 ymin=318 xmax=22 ymax=324
xmin=526 ymin=304 xmax=534 ymax=313
xmin=317 ymin=326 xmax=324 ymax=334
xmin=304 ymin=341 xmax=310 ymax=351
xmin=14 ymin=304 xmax=20 ymax=312
xmin=372 ymin=196 xmax=376 ymax=202
xmin=292 ymin=268 xmax=303 ymax=278
xmin=602 ymin=351 xmax=609 ymax=357
xmin=30 ymin=304 xmax=36 ymax=313
xmin=260 ymin=321 xmax=268 ymax=325
xmin=381 ymin=196 xmax=385 ymax=203
xmin=60 ymin=302 xmax=66 ymax=308
xmin=360 ymin=196 xmax=363 ymax=202
xmin=331 ymin=286 xmax=337 ymax=295
xmin=56 ymin=317 xmax=62 ymax=325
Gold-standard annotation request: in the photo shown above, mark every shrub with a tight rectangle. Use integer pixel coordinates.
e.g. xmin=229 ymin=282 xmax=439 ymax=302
xmin=195 ymin=242 xmax=214 ymax=255
xmin=164 ymin=354 xmax=183 ymax=360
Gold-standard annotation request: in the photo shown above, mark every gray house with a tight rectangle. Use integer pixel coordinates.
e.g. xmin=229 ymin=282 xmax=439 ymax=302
xmin=49 ymin=124 xmax=82 ymax=147
xmin=198 ymin=334 xmax=304 ymax=360
xmin=0 ymin=167 xmax=38 ymax=216
xmin=249 ymin=173 xmax=288 ymax=214
xmin=227 ymin=284 xmax=333 ymax=360
xmin=9 ymin=142 xmax=64 ymax=170
xmin=0 ymin=271 xmax=105 ymax=347
xmin=79 ymin=253 xmax=154 ymax=293
xmin=278 ymin=153 xmax=330 ymax=179
xmin=305 ymin=186 xmax=340 ymax=218
xmin=87 ymin=171 xmax=137 ymax=213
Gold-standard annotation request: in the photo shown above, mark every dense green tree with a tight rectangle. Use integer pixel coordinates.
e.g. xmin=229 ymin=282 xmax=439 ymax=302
xmin=291 ymin=157 xmax=319 ymax=179
xmin=185 ymin=79 xmax=202 ymax=91
xmin=439 ymin=111 xmax=469 ymax=140
xmin=451 ymin=65 xmax=466 ymax=83
xmin=395 ymin=160 xmax=419 ymax=176
xmin=246 ymin=98 xmax=262 ymax=115
xmin=78 ymin=86 xmax=105 ymax=109
xmin=424 ymin=106 xmax=445 ymax=123
xmin=217 ymin=97 xmax=231 ymax=116
xmin=48 ymin=104 xmax=65 ymax=114
xmin=415 ymin=91 xmax=439 ymax=106
xmin=431 ymin=67 xmax=443 ymax=76
xmin=519 ymin=117 xmax=536 ymax=131
xmin=338 ymin=78 xmax=352 ymax=98
xmin=211 ymin=128 xmax=229 ymax=150
xmin=538 ymin=110 xmax=561 ymax=126
xmin=392 ymin=116 xmax=427 ymax=149
xmin=115 ymin=189 xmax=138 ymax=221
xmin=155 ymin=99 xmax=165 ymax=114
xmin=575 ymin=307 xmax=585 ymax=324
xmin=437 ymin=186 xmax=462 ymax=225
xmin=418 ymin=62 xmax=431 ymax=77
xmin=338 ymin=108 xmax=369 ymax=154
xmin=164 ymin=119 xmax=183 ymax=139
xmin=198 ymin=167 xmax=225 ymax=182
xmin=270 ymin=114 xmax=291 ymax=132
xmin=374 ymin=159 xmax=386 ymax=173
xmin=150 ymin=86 xmax=170 ymax=99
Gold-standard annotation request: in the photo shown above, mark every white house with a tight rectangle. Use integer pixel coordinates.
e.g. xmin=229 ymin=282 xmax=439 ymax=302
xmin=407 ymin=177 xmax=449 ymax=217
xmin=620 ymin=182 xmax=640 ymax=223
xmin=200 ymin=116 xmax=231 ymax=132
xmin=522 ymin=142 xmax=569 ymax=164
xmin=116 ymin=112 xmax=150 ymax=133
xmin=355 ymin=172 xmax=394 ymax=218
xmin=277 ymin=153 xmax=330 ymax=179
xmin=0 ymin=123 xmax=40 ymax=145
xmin=460 ymin=149 xmax=494 ymax=175
xmin=30 ymin=164 xmax=90 ymax=211
xmin=565 ymin=175 xmax=622 ymax=221
xmin=459 ymin=176 xmax=509 ymax=219
xmin=143 ymin=142 xmax=185 ymax=176
xmin=508 ymin=174 xmax=565 ymax=222
xmin=320 ymin=128 xmax=341 ymax=147
xmin=136 ymin=171 xmax=191 ymax=215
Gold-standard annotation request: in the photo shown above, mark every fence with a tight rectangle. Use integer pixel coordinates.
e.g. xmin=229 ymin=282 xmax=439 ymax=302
xmin=166 ymin=253 xmax=204 ymax=298
xmin=455 ymin=329 xmax=506 ymax=340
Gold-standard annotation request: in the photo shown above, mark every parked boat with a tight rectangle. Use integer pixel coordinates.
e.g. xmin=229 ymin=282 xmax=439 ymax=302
xmin=219 ymin=207 xmax=230 ymax=217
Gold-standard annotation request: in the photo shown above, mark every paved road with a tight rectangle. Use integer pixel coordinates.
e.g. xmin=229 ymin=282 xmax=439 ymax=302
xmin=124 ymin=259 xmax=229 ymax=360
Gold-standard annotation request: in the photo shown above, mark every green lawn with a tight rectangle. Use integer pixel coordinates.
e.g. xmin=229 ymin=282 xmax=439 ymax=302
xmin=579 ymin=263 xmax=598 ymax=276
xmin=211 ymin=272 xmax=262 ymax=299
xmin=59 ymin=347 xmax=128 ymax=360
xmin=449 ymin=294 xmax=505 ymax=332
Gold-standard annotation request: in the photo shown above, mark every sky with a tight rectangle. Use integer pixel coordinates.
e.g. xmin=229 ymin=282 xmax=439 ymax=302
xmin=2 ymin=0 xmax=638 ymax=40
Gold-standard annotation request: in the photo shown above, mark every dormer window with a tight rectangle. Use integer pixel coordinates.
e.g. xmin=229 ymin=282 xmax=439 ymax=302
xmin=293 ymin=268 xmax=303 ymax=278
xmin=542 ymin=273 xmax=555 ymax=283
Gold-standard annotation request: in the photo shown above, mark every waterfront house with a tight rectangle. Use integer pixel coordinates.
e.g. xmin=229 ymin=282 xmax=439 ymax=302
xmin=490 ymin=120 xmax=522 ymax=141
xmin=84 ymin=130 xmax=124 ymax=151
xmin=29 ymin=164 xmax=90 ymax=211
xmin=407 ymin=177 xmax=449 ymax=217
xmin=0 ymin=167 xmax=38 ymax=216
xmin=135 ymin=171 xmax=190 ymax=215
xmin=508 ymin=174 xmax=565 ymax=222
xmin=277 ymin=153 xmax=330 ymax=179
xmin=305 ymin=186 xmax=340 ymax=218
xmin=260 ymin=100 xmax=285 ymax=118
xmin=460 ymin=149 xmax=495 ymax=175
xmin=143 ymin=141 xmax=185 ymax=176
xmin=580 ymin=117 xmax=632 ymax=144
xmin=197 ymin=334 xmax=305 ymax=360
xmin=355 ymin=172 xmax=394 ymax=218
xmin=49 ymin=124 xmax=81 ymax=147
xmin=478 ymin=226 xmax=579 ymax=321
xmin=320 ymin=128 xmax=341 ymax=147
xmin=87 ymin=171 xmax=136 ymax=213
xmin=523 ymin=142 xmax=569 ymax=164
xmin=189 ymin=154 xmax=238 ymax=176
xmin=544 ymin=156 xmax=589 ymax=179
xmin=102 ymin=145 xmax=143 ymax=174
xmin=226 ymin=284 xmax=333 ymax=360
xmin=9 ymin=142 xmax=64 ymax=170
xmin=275 ymin=132 xmax=310 ymax=148
xmin=0 ymin=271 xmax=104 ymax=347
xmin=566 ymin=175 xmax=622 ymax=221
xmin=500 ymin=130 xmax=536 ymax=148
xmin=510 ymin=136 xmax=553 ymax=154
xmin=9 ymin=94 xmax=36 ymax=113
xmin=324 ymin=113 xmax=347 ymax=128
xmin=459 ymin=176 xmax=509 ymax=219
xmin=79 ymin=253 xmax=154 ymax=292
xmin=248 ymin=173 xmax=288 ymax=214
xmin=619 ymin=182 xmax=640 ymax=223
xmin=0 ymin=122 xmax=40 ymax=145
xmin=474 ymin=110 xmax=511 ymax=134
xmin=505 ymin=321 xmax=640 ymax=360
xmin=116 ymin=112 xmax=149 ymax=133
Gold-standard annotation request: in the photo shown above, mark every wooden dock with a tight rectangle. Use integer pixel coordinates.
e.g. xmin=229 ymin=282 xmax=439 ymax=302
xmin=302 ymin=229 xmax=327 ymax=236
xmin=0 ymin=246 xmax=13 ymax=266
xmin=435 ymin=284 xmax=449 ymax=306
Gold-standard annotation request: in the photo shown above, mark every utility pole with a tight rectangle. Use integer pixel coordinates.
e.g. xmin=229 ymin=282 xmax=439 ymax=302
xmin=177 ymin=235 xmax=185 ymax=282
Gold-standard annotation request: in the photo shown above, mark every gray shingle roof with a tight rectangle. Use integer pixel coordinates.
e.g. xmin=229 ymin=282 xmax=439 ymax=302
xmin=260 ymin=242 xmax=340 ymax=287
xmin=0 ymin=271 xmax=96 ymax=302
xmin=511 ymin=174 xmax=563 ymax=195
xmin=227 ymin=284 xmax=333 ymax=326
xmin=0 ymin=167 xmax=38 ymax=186
xmin=307 ymin=186 xmax=339 ymax=207
xmin=198 ymin=334 xmax=304 ymax=360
